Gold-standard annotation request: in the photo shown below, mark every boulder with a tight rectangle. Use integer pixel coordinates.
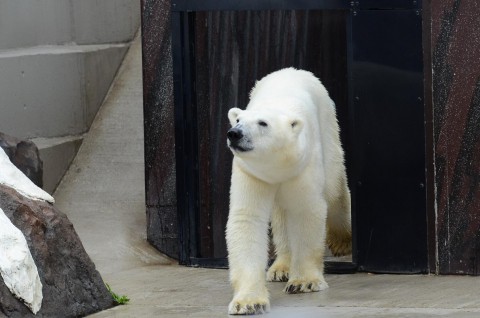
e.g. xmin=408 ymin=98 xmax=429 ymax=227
xmin=0 ymin=184 xmax=114 ymax=317
xmin=0 ymin=132 xmax=43 ymax=188
xmin=0 ymin=207 xmax=43 ymax=314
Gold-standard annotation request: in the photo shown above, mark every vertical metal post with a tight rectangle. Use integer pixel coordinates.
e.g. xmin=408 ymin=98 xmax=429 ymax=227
xmin=345 ymin=7 xmax=358 ymax=270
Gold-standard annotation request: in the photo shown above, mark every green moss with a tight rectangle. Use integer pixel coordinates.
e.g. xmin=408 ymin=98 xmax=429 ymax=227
xmin=106 ymin=283 xmax=130 ymax=305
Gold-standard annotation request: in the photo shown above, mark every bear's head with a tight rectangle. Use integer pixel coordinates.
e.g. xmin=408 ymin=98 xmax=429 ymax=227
xmin=227 ymin=107 xmax=308 ymax=183
xmin=227 ymin=107 xmax=304 ymax=154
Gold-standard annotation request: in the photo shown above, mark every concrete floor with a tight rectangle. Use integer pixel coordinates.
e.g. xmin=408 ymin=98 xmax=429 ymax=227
xmin=53 ymin=33 xmax=480 ymax=318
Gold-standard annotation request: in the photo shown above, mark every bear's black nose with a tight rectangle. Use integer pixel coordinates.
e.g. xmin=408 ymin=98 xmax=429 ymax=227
xmin=227 ymin=127 xmax=243 ymax=142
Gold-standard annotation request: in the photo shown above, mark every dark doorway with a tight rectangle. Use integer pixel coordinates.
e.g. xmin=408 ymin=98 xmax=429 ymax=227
xmin=148 ymin=0 xmax=427 ymax=273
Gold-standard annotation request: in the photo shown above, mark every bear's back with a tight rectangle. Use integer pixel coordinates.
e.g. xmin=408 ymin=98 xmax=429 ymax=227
xmin=250 ymin=68 xmax=329 ymax=104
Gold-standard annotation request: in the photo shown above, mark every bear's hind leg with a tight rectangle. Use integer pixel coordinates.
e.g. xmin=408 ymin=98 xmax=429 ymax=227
xmin=326 ymin=176 xmax=352 ymax=256
xmin=267 ymin=204 xmax=290 ymax=282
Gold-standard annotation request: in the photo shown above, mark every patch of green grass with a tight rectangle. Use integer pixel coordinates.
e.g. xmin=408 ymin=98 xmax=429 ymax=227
xmin=106 ymin=283 xmax=130 ymax=305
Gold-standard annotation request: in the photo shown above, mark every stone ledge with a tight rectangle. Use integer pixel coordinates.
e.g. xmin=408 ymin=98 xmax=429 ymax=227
xmin=32 ymin=135 xmax=84 ymax=194
xmin=0 ymin=43 xmax=130 ymax=58
xmin=0 ymin=43 xmax=129 ymax=139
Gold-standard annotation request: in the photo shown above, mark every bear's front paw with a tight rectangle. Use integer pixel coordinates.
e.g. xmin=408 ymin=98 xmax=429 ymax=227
xmin=284 ymin=279 xmax=329 ymax=294
xmin=266 ymin=263 xmax=289 ymax=282
xmin=228 ymin=296 xmax=270 ymax=315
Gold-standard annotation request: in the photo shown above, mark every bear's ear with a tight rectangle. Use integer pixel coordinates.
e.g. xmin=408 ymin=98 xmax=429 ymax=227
xmin=291 ymin=118 xmax=303 ymax=136
xmin=228 ymin=108 xmax=242 ymax=125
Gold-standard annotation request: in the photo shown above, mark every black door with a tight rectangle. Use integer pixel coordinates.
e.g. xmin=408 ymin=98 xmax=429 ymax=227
xmin=350 ymin=8 xmax=428 ymax=273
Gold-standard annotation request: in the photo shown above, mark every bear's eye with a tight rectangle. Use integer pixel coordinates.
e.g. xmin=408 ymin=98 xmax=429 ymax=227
xmin=236 ymin=119 xmax=239 ymax=123
xmin=258 ymin=121 xmax=268 ymax=127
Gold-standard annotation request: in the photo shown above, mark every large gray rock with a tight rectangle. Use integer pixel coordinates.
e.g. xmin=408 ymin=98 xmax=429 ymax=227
xmin=0 ymin=207 xmax=43 ymax=314
xmin=0 ymin=132 xmax=43 ymax=188
xmin=0 ymin=184 xmax=114 ymax=317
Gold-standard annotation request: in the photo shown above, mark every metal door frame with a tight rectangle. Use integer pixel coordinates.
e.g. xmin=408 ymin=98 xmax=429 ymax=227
xmin=171 ymin=0 xmax=426 ymax=273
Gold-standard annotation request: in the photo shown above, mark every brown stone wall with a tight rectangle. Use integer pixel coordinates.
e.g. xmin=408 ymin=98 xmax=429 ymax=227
xmin=428 ymin=0 xmax=480 ymax=274
xmin=141 ymin=0 xmax=179 ymax=259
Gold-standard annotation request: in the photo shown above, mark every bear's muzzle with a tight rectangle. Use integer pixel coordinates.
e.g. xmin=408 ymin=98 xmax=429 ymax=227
xmin=227 ymin=127 xmax=252 ymax=152
xmin=227 ymin=127 xmax=243 ymax=142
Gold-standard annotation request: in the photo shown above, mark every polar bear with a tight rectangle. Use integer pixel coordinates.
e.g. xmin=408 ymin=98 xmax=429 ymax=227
xmin=225 ymin=68 xmax=351 ymax=315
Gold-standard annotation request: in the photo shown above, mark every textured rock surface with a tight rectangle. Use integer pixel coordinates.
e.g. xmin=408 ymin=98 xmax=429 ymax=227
xmin=0 ymin=148 xmax=53 ymax=203
xmin=0 ymin=207 xmax=42 ymax=314
xmin=0 ymin=184 xmax=114 ymax=317
xmin=0 ymin=132 xmax=43 ymax=188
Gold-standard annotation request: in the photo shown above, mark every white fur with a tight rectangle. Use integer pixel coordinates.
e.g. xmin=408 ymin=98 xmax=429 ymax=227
xmin=226 ymin=68 xmax=351 ymax=315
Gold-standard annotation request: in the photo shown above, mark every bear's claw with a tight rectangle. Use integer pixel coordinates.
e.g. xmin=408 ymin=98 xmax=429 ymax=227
xmin=276 ymin=272 xmax=289 ymax=282
xmin=267 ymin=269 xmax=289 ymax=282
xmin=284 ymin=279 xmax=328 ymax=294
xmin=228 ymin=298 xmax=269 ymax=315
xmin=266 ymin=260 xmax=290 ymax=282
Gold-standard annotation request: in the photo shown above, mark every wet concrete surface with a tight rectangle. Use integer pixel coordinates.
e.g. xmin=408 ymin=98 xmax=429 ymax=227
xmin=54 ymin=32 xmax=172 ymax=277
xmin=90 ymin=265 xmax=480 ymax=318
xmin=54 ymin=33 xmax=480 ymax=318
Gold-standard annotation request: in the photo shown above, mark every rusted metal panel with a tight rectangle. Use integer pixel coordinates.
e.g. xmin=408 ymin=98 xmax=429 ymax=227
xmin=141 ymin=0 xmax=179 ymax=258
xmin=429 ymin=0 xmax=480 ymax=274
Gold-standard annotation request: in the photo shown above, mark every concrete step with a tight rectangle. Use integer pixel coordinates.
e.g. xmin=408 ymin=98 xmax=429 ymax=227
xmin=32 ymin=135 xmax=84 ymax=194
xmin=0 ymin=43 xmax=129 ymax=140
xmin=0 ymin=0 xmax=140 ymax=50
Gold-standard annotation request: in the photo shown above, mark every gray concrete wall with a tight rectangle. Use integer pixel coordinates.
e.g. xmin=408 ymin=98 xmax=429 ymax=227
xmin=0 ymin=0 xmax=139 ymax=49
xmin=0 ymin=0 xmax=140 ymax=192
xmin=0 ymin=44 xmax=128 ymax=138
